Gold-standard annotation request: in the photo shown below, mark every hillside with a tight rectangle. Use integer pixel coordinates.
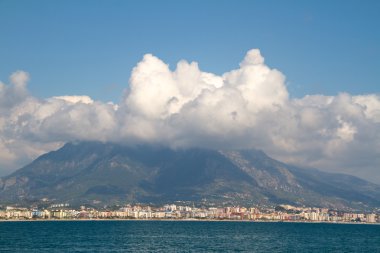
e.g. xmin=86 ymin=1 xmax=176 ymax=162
xmin=0 ymin=142 xmax=379 ymax=210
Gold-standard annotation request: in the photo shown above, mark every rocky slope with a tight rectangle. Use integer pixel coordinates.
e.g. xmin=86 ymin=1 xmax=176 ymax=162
xmin=0 ymin=141 xmax=379 ymax=210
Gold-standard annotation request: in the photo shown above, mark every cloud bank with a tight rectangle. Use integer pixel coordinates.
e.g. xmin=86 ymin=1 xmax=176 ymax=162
xmin=1 ymin=49 xmax=380 ymax=183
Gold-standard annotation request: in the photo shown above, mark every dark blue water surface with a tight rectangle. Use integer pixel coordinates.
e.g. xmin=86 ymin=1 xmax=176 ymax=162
xmin=0 ymin=220 xmax=379 ymax=252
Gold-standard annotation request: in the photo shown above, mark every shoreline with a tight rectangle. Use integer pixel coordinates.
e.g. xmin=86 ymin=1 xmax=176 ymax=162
xmin=0 ymin=218 xmax=378 ymax=225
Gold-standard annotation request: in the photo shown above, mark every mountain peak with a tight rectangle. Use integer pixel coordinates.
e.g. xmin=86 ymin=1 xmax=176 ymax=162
xmin=1 ymin=142 xmax=379 ymax=210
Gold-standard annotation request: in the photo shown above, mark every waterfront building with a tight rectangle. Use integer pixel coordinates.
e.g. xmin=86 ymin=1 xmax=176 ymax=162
xmin=366 ymin=214 xmax=376 ymax=223
xmin=51 ymin=210 xmax=66 ymax=219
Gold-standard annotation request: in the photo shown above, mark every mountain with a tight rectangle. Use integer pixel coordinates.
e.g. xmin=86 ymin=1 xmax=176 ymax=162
xmin=0 ymin=141 xmax=379 ymax=210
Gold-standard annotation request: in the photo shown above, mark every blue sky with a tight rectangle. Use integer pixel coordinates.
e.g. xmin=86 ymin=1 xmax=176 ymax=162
xmin=1 ymin=0 xmax=380 ymax=182
xmin=1 ymin=0 xmax=379 ymax=102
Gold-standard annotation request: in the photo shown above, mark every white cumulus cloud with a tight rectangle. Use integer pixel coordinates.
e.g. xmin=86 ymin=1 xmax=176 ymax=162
xmin=0 ymin=49 xmax=379 ymax=183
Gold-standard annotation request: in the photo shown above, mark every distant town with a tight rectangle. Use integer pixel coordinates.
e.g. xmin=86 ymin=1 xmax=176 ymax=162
xmin=1 ymin=203 xmax=379 ymax=223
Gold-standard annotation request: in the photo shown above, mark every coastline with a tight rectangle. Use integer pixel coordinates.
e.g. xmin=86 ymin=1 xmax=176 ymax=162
xmin=0 ymin=218 xmax=378 ymax=225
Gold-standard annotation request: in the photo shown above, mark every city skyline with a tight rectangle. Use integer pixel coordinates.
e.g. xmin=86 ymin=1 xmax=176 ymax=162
xmin=1 ymin=202 xmax=378 ymax=223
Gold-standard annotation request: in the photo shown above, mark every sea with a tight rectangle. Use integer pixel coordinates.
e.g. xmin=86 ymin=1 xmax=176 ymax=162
xmin=0 ymin=220 xmax=379 ymax=252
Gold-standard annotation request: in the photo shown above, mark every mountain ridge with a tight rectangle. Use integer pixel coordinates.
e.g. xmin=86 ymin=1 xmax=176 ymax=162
xmin=0 ymin=141 xmax=379 ymax=210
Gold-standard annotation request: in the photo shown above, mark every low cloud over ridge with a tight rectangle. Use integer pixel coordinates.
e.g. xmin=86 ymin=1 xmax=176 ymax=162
xmin=1 ymin=49 xmax=380 ymax=183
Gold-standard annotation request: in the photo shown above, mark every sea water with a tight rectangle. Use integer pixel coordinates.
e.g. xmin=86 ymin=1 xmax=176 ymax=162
xmin=0 ymin=220 xmax=379 ymax=252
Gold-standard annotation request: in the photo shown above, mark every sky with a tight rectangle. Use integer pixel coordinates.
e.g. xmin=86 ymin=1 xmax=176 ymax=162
xmin=0 ymin=0 xmax=380 ymax=183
